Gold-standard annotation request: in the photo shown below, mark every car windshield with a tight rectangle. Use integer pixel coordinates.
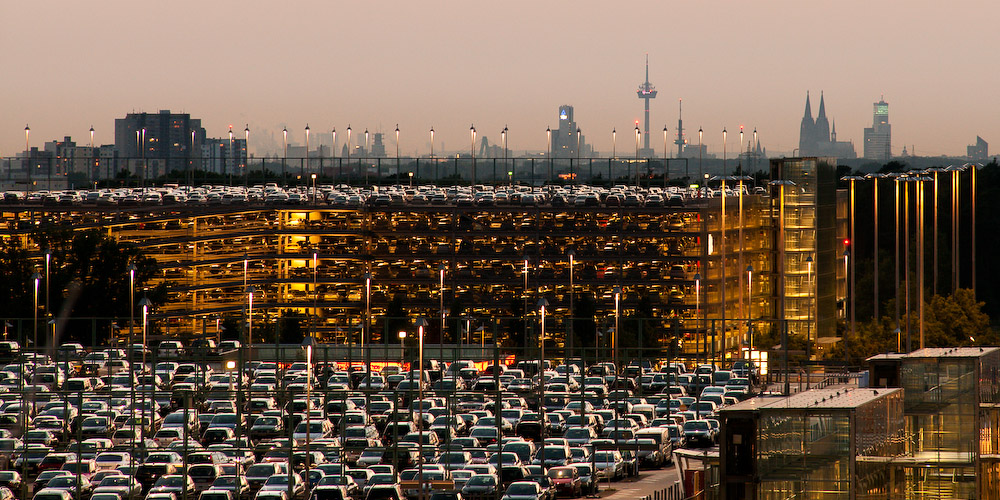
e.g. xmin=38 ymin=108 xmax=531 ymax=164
xmin=507 ymin=483 xmax=537 ymax=495
xmin=685 ymin=421 xmax=710 ymax=431
xmin=101 ymin=476 xmax=132 ymax=486
xmin=548 ymin=468 xmax=574 ymax=479
xmin=467 ymin=475 xmax=496 ymax=486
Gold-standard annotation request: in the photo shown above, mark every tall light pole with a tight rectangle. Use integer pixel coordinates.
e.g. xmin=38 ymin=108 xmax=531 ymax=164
xmin=546 ymin=127 xmax=552 ymax=182
xmin=471 ymin=125 xmax=477 ymax=184
xmin=395 ymin=125 xmax=400 ymax=184
xmin=612 ymin=128 xmax=617 ymax=159
xmin=722 ymin=128 xmax=727 ymax=174
xmin=364 ymin=271 xmax=372 ymax=408
xmin=332 ymin=128 xmax=337 ymax=158
xmin=868 ymin=173 xmax=882 ymax=318
xmin=429 ymin=127 xmax=434 ymax=158
xmin=805 ymin=254 xmax=814 ymax=359
xmin=698 ymin=127 xmax=703 ymax=198
xmin=301 ymin=335 xmax=317 ymax=470
xmin=32 ymin=272 xmax=40 ymax=352
xmin=312 ymin=250 xmax=319 ymax=338
xmin=90 ymin=126 xmax=95 ymax=184
xmin=949 ymin=165 xmax=961 ymax=293
xmin=770 ymin=179 xmax=796 ymax=393
xmin=246 ymin=286 xmax=255 ymax=371
xmin=843 ymin=175 xmax=864 ymax=349
xmin=634 ymin=125 xmax=641 ymax=184
xmin=347 ymin=125 xmax=353 ymax=163
xmin=24 ymin=125 xmax=30 ymax=191
xmin=694 ymin=273 xmax=701 ymax=363
xmin=128 ymin=263 xmax=136 ymax=361
xmin=365 ymin=129 xmax=369 ymax=157
xmin=568 ymin=249 xmax=575 ymax=359
xmin=537 ymin=297 xmax=549 ymax=473
xmin=439 ymin=264 xmax=447 ymax=342
xmin=663 ymin=125 xmax=668 ymax=161
xmin=244 ymin=125 xmax=250 ymax=184
xmin=44 ymin=249 xmax=50 ymax=325
xmin=612 ymin=286 xmax=621 ymax=372
xmin=138 ymin=295 xmax=152 ymax=438
xmin=282 ymin=127 xmax=288 ymax=182
xmin=414 ymin=318 xmax=428 ymax=500
xmin=305 ymin=124 xmax=311 ymax=179
xmin=746 ymin=264 xmax=753 ymax=350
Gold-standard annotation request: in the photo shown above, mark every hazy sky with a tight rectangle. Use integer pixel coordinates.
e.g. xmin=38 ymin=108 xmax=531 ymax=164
xmin=3 ymin=1 xmax=997 ymax=158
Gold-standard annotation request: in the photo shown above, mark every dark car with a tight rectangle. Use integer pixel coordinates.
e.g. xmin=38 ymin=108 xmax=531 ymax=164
xmin=682 ymin=420 xmax=716 ymax=448
xmin=461 ymin=474 xmax=498 ymax=500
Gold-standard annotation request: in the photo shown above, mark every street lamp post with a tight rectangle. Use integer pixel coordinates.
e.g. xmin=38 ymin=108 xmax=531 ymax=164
xmin=301 ymin=335 xmax=317 ymax=470
xmin=694 ymin=273 xmax=702 ymax=364
xmin=244 ymin=125 xmax=250 ymax=187
xmin=246 ymin=286 xmax=255 ymax=369
xmin=439 ymin=264 xmax=446 ymax=342
xmin=806 ymin=254 xmax=814 ymax=360
xmin=44 ymin=249 xmax=50 ymax=329
xmin=282 ymin=127 xmax=288 ymax=183
xmin=612 ymin=128 xmax=617 ymax=160
xmin=138 ymin=296 xmax=152 ymax=439
xmin=128 ymin=263 xmax=136 ymax=361
xmin=746 ymin=264 xmax=753 ymax=351
xmin=568 ymin=249 xmax=575 ymax=359
xmin=698 ymin=127 xmax=703 ymax=198
xmin=612 ymin=286 xmax=621 ymax=373
xmin=537 ymin=298 xmax=549 ymax=474
xmin=305 ymin=125 xmax=311 ymax=181
xmin=32 ymin=273 xmax=40 ymax=352
xmin=414 ymin=318 xmax=428 ymax=500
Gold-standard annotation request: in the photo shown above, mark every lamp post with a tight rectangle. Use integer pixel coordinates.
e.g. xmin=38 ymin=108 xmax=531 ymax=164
xmin=138 ymin=296 xmax=151 ymax=438
xmin=546 ymin=126 xmax=552 ymax=183
xmin=24 ymin=125 xmax=31 ymax=192
xmin=502 ymin=126 xmax=508 ymax=184
xmin=694 ymin=273 xmax=702 ymax=363
xmin=311 ymin=173 xmax=317 ymax=206
xmin=612 ymin=286 xmax=621 ymax=373
xmin=32 ymin=272 xmax=40 ymax=352
xmin=746 ymin=264 xmax=753 ymax=351
xmin=842 ymin=175 xmax=864 ymax=349
xmin=246 ymin=286 xmax=255 ymax=369
xmin=806 ymin=254 xmax=814 ymax=359
xmin=347 ymin=126 xmax=353 ymax=163
xmin=363 ymin=271 xmax=372 ymax=410
xmin=244 ymin=125 xmax=250 ymax=186
xmin=663 ymin=125 xmax=668 ymax=161
xmin=471 ymin=125 xmax=477 ymax=184
xmin=698 ymin=127 xmax=703 ymax=198
xmin=769 ymin=179 xmax=796 ymax=393
xmin=282 ymin=127 xmax=288 ymax=183
xmin=89 ymin=126 xmax=95 ymax=184
xmin=439 ymin=264 xmax=446 ymax=342
xmin=523 ymin=257 xmax=530 ymax=345
xmin=301 ymin=335 xmax=317 ymax=470
xmin=429 ymin=127 xmax=434 ymax=158
xmin=568 ymin=249 xmax=575 ymax=359
xmin=537 ymin=297 xmax=549 ymax=474
xmin=312 ymin=250 xmax=319 ymax=337
xmin=414 ymin=318 xmax=428 ymax=500
xmin=722 ymin=128 xmax=727 ymax=173
xmin=44 ymin=249 xmax=50 ymax=326
xmin=305 ymin=124 xmax=311 ymax=181
xmin=128 ymin=263 xmax=136 ymax=362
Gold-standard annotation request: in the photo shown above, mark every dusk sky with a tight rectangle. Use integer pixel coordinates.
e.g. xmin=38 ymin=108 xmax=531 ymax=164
xmin=3 ymin=1 xmax=996 ymax=158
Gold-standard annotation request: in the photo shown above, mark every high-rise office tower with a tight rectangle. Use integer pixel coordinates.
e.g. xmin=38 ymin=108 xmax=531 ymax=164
xmin=115 ymin=110 xmax=207 ymax=176
xmin=863 ymin=97 xmax=891 ymax=162
xmin=552 ymin=105 xmax=580 ymax=158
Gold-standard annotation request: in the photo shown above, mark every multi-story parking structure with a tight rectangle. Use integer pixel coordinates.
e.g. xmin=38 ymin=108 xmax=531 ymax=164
xmin=2 ymin=189 xmax=775 ymax=362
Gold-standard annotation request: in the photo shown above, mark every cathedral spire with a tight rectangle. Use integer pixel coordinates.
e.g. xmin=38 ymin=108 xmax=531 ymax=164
xmin=803 ymin=91 xmax=813 ymax=120
xmin=817 ymin=91 xmax=827 ymax=119
xmin=814 ymin=91 xmax=830 ymax=143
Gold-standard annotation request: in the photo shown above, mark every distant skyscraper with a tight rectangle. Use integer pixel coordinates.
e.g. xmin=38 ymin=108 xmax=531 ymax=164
xmin=863 ymin=97 xmax=891 ymax=162
xmin=967 ymin=136 xmax=988 ymax=160
xmin=674 ymin=99 xmax=684 ymax=158
xmin=798 ymin=92 xmax=856 ymax=159
xmin=115 ymin=110 xmax=206 ymax=177
xmin=552 ymin=105 xmax=581 ymax=158
xmin=636 ymin=55 xmax=657 ymax=156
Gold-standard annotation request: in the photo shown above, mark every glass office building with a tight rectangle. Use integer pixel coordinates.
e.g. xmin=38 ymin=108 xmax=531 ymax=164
xmin=720 ymin=387 xmax=906 ymax=500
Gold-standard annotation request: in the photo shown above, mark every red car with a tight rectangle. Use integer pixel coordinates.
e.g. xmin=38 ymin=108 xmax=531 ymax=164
xmin=546 ymin=466 xmax=582 ymax=498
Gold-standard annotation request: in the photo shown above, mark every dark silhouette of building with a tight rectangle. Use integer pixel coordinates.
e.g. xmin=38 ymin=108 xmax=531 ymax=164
xmin=115 ymin=110 xmax=207 ymax=177
xmin=798 ymin=92 xmax=856 ymax=159
xmin=967 ymin=136 xmax=988 ymax=160
xmin=863 ymin=96 xmax=891 ymax=162
xmin=552 ymin=105 xmax=590 ymax=158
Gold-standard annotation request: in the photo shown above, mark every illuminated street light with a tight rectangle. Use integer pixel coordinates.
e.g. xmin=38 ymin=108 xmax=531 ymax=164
xmin=414 ymin=317 xmax=429 ymax=500
xmin=32 ymin=272 xmax=40 ymax=351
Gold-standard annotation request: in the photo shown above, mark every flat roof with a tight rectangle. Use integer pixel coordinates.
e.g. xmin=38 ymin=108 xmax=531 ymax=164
xmin=721 ymin=387 xmax=902 ymax=412
xmin=900 ymin=347 xmax=999 ymax=359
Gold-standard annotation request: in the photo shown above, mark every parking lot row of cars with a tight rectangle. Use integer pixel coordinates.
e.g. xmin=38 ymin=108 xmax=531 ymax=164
xmin=3 ymin=181 xmax=763 ymax=209
xmin=0 ymin=345 xmax=759 ymax=500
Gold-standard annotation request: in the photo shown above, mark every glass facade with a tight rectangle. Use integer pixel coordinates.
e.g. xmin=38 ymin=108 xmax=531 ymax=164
xmin=769 ymin=157 xmax=839 ymax=356
xmin=898 ymin=348 xmax=1000 ymax=500
xmin=721 ymin=387 xmax=905 ymax=500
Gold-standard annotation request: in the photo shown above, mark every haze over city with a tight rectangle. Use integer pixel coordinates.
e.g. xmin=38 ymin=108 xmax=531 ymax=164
xmin=2 ymin=0 xmax=996 ymax=158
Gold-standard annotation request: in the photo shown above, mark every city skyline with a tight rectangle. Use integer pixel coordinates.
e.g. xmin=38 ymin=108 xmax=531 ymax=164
xmin=2 ymin=1 xmax=995 ymax=158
